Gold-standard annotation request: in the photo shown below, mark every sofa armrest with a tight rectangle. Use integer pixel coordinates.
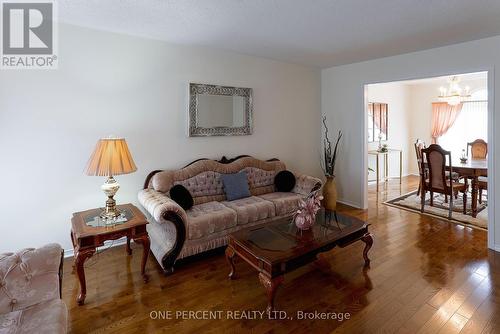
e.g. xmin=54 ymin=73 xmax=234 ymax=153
xmin=0 ymin=243 xmax=63 ymax=313
xmin=138 ymin=188 xmax=188 ymax=225
xmin=138 ymin=189 xmax=188 ymax=275
xmin=292 ymin=173 xmax=322 ymax=196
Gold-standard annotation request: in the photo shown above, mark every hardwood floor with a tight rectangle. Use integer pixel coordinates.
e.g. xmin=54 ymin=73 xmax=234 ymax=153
xmin=63 ymin=175 xmax=498 ymax=333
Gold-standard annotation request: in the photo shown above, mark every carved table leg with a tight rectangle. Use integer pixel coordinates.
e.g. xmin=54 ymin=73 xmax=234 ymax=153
xmin=361 ymin=233 xmax=374 ymax=266
xmin=471 ymin=176 xmax=479 ymax=218
xmin=70 ymin=231 xmax=76 ymax=273
xmin=134 ymin=235 xmax=150 ymax=283
xmin=126 ymin=236 xmax=132 ymax=255
xmin=75 ymin=247 xmax=95 ymax=305
xmin=258 ymin=273 xmax=284 ymax=313
xmin=225 ymin=246 xmax=237 ymax=280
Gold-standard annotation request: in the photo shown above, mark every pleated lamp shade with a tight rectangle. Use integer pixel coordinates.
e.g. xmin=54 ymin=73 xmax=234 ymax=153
xmin=85 ymin=138 xmax=137 ymax=176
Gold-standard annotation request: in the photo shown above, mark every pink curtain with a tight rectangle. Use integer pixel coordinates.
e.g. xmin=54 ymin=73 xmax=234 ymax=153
xmin=373 ymin=104 xmax=387 ymax=135
xmin=431 ymin=102 xmax=463 ymax=143
xmin=373 ymin=109 xmax=381 ymax=131
xmin=380 ymin=104 xmax=387 ymax=135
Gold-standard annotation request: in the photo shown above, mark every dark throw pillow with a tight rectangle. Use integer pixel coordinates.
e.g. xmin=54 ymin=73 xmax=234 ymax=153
xmin=275 ymin=170 xmax=296 ymax=192
xmin=169 ymin=184 xmax=194 ymax=210
xmin=221 ymin=171 xmax=251 ymax=201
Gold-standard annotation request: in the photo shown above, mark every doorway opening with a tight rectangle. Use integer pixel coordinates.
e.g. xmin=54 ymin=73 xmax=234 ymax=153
xmin=364 ymin=71 xmax=489 ymax=232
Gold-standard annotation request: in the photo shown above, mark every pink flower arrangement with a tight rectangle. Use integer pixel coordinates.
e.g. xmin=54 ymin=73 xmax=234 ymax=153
xmin=294 ymin=191 xmax=323 ymax=230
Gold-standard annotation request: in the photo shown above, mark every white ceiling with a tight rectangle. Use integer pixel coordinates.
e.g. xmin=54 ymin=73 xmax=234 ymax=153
xmin=59 ymin=0 xmax=500 ymax=68
xmin=400 ymin=71 xmax=488 ymax=86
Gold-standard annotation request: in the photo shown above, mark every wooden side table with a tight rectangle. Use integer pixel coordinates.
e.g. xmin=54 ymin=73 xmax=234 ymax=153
xmin=70 ymin=203 xmax=150 ymax=305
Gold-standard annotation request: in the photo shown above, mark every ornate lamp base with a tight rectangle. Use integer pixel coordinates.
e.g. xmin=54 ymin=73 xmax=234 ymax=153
xmin=100 ymin=176 xmax=121 ymax=219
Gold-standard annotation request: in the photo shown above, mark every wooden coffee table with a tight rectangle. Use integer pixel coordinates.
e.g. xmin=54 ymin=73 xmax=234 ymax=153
xmin=225 ymin=210 xmax=373 ymax=312
xmin=70 ymin=203 xmax=150 ymax=305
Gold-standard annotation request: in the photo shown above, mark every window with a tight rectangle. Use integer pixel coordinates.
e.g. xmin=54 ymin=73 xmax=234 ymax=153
xmin=438 ymin=89 xmax=488 ymax=157
xmin=367 ymin=102 xmax=388 ymax=142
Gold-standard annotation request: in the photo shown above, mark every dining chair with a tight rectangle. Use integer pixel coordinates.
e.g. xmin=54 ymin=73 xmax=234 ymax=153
xmin=414 ymin=139 xmax=426 ymax=196
xmin=467 ymin=139 xmax=487 ymax=203
xmin=467 ymin=139 xmax=488 ymax=159
xmin=420 ymin=144 xmax=467 ymax=219
xmin=414 ymin=139 xmax=460 ymax=202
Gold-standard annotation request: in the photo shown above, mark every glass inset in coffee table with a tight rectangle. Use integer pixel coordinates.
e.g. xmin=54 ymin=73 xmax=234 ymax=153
xmin=225 ymin=209 xmax=373 ymax=312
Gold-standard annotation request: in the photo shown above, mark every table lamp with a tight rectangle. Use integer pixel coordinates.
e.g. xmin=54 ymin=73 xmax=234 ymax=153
xmin=84 ymin=137 xmax=137 ymax=219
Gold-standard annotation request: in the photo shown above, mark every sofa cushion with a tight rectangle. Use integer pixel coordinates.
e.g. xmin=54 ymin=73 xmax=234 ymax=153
xmin=221 ymin=172 xmax=251 ymax=201
xmin=258 ymin=192 xmax=304 ymax=216
xmin=244 ymin=167 xmax=278 ymax=188
xmin=174 ymin=171 xmax=225 ymax=199
xmin=274 ymin=170 xmax=296 ymax=192
xmin=186 ymin=201 xmax=237 ymax=240
xmin=0 ymin=299 xmax=67 ymax=334
xmin=221 ymin=196 xmax=276 ymax=225
xmin=169 ymin=184 xmax=193 ymax=210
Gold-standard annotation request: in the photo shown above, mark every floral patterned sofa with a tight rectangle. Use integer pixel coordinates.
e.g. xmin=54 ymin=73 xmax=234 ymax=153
xmin=0 ymin=244 xmax=67 ymax=334
xmin=138 ymin=156 xmax=322 ymax=274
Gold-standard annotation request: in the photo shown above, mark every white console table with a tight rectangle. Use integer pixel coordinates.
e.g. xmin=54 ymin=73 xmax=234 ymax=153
xmin=368 ymin=149 xmax=402 ymax=192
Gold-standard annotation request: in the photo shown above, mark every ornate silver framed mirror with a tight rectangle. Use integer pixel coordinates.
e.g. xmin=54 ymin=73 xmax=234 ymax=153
xmin=188 ymin=83 xmax=253 ymax=137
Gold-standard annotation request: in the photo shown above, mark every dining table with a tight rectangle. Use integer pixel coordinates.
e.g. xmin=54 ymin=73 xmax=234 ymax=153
xmin=449 ymin=158 xmax=488 ymax=218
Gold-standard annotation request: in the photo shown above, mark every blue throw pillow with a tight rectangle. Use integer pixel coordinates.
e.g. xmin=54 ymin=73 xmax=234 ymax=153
xmin=221 ymin=171 xmax=251 ymax=201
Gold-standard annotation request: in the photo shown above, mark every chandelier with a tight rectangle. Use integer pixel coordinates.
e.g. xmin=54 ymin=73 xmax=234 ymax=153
xmin=438 ymin=76 xmax=471 ymax=106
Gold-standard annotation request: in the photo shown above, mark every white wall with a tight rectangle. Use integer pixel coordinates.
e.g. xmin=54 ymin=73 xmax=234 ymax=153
xmin=322 ymin=35 xmax=498 ymax=250
xmin=366 ymin=82 xmax=411 ymax=180
xmin=0 ymin=24 xmax=322 ymax=253
xmin=407 ymin=83 xmax=435 ymax=172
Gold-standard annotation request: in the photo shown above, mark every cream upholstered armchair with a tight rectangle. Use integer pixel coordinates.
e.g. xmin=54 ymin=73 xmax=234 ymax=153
xmin=0 ymin=243 xmax=67 ymax=334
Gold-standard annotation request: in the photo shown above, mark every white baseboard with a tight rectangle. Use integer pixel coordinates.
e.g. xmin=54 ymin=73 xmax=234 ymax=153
xmin=63 ymin=237 xmax=127 ymax=258
xmin=367 ymin=173 xmax=416 ymax=183
xmin=494 ymin=244 xmax=500 ymax=253
xmin=337 ymin=198 xmax=363 ymax=209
